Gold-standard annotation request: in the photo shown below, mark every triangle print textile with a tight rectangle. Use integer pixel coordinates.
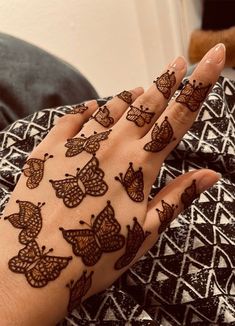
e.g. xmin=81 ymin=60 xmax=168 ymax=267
xmin=0 ymin=78 xmax=235 ymax=325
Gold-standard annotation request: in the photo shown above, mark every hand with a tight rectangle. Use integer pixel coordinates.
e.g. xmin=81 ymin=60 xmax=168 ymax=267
xmin=0 ymin=43 xmax=225 ymax=325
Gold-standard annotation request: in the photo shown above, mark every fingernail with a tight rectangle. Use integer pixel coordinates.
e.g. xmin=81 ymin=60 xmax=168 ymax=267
xmin=170 ymin=56 xmax=186 ymax=71
xmin=204 ymin=43 xmax=225 ymax=64
xmin=198 ymin=173 xmax=220 ymax=192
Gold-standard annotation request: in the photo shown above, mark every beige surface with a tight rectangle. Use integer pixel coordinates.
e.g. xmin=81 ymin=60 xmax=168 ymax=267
xmin=0 ymin=0 xmax=201 ymax=96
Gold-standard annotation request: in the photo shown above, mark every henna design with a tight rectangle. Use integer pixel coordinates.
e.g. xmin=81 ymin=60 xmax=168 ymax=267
xmin=114 ymin=217 xmax=150 ymax=270
xmin=49 ymin=155 xmax=108 ymax=208
xmin=59 ymin=201 xmax=125 ymax=266
xmin=176 ymin=80 xmax=212 ymax=112
xmin=65 ymin=130 xmax=111 ymax=157
xmin=67 ymin=270 xmax=93 ymax=314
xmin=8 ymin=240 xmax=72 ymax=288
xmin=126 ymin=105 xmax=155 ymax=127
xmin=181 ymin=179 xmax=198 ymax=210
xmin=22 ymin=153 xmax=53 ymax=189
xmin=68 ymin=103 xmax=88 ymax=114
xmin=4 ymin=200 xmax=44 ymax=244
xmin=115 ymin=162 xmax=144 ymax=202
xmin=143 ymin=116 xmax=175 ymax=152
xmin=154 ymin=70 xmax=176 ymax=99
xmin=93 ymin=106 xmax=114 ymax=128
xmin=116 ymin=90 xmax=133 ymax=105
xmin=156 ymin=200 xmax=177 ymax=234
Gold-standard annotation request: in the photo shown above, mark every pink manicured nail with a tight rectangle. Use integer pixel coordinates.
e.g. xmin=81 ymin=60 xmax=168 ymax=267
xmin=204 ymin=43 xmax=226 ymax=64
xmin=170 ymin=56 xmax=186 ymax=71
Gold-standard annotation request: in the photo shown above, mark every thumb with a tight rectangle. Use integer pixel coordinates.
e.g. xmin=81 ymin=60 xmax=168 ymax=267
xmin=141 ymin=169 xmax=221 ymax=254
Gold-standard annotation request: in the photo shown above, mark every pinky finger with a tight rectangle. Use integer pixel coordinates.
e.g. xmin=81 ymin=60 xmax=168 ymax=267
xmin=44 ymin=100 xmax=99 ymax=145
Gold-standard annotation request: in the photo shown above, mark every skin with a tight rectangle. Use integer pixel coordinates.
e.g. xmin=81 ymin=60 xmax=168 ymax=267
xmin=0 ymin=44 xmax=225 ymax=325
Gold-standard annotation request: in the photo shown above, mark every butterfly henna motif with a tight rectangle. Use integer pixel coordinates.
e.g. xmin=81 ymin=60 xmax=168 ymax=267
xmin=23 ymin=153 xmax=53 ymax=189
xmin=114 ymin=217 xmax=150 ymax=270
xmin=176 ymin=80 xmax=211 ymax=112
xmin=115 ymin=162 xmax=144 ymax=202
xmin=93 ymin=106 xmax=114 ymax=128
xmin=181 ymin=179 xmax=198 ymax=210
xmin=67 ymin=270 xmax=93 ymax=314
xmin=126 ymin=105 xmax=155 ymax=127
xmin=65 ymin=130 xmax=111 ymax=157
xmin=154 ymin=70 xmax=176 ymax=99
xmin=156 ymin=200 xmax=177 ymax=234
xmin=59 ymin=201 xmax=125 ymax=266
xmin=117 ymin=90 xmax=133 ymax=105
xmin=144 ymin=116 xmax=175 ymax=152
xmin=4 ymin=200 xmax=44 ymax=244
xmin=8 ymin=240 xmax=72 ymax=288
xmin=68 ymin=103 xmax=88 ymax=114
xmin=49 ymin=156 xmax=108 ymax=208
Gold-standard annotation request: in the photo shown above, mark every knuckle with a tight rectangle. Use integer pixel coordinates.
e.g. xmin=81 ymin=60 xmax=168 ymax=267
xmin=170 ymin=102 xmax=193 ymax=126
xmin=55 ymin=114 xmax=77 ymax=126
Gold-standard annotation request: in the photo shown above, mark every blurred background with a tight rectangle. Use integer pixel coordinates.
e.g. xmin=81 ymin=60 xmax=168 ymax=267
xmin=0 ymin=0 xmax=202 ymax=96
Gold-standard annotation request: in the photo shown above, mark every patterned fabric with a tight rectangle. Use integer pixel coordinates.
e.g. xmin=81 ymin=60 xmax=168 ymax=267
xmin=0 ymin=77 xmax=234 ymax=325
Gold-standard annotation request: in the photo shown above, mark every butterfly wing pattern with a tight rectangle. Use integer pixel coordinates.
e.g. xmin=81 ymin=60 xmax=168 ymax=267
xmin=23 ymin=153 xmax=53 ymax=189
xmin=67 ymin=270 xmax=94 ymax=314
xmin=176 ymin=80 xmax=211 ymax=112
xmin=93 ymin=106 xmax=114 ymax=128
xmin=4 ymin=200 xmax=44 ymax=244
xmin=60 ymin=227 xmax=102 ymax=266
xmin=117 ymin=90 xmax=133 ymax=105
xmin=114 ymin=217 xmax=150 ymax=270
xmin=93 ymin=201 xmax=125 ymax=252
xmin=154 ymin=70 xmax=176 ymax=99
xmin=65 ymin=130 xmax=111 ymax=157
xmin=65 ymin=138 xmax=87 ymax=157
xmin=181 ymin=179 xmax=198 ymax=209
xmin=115 ymin=162 xmax=144 ymax=202
xmin=126 ymin=105 xmax=155 ymax=127
xmin=60 ymin=201 xmax=125 ymax=266
xmin=8 ymin=240 xmax=72 ymax=288
xmin=50 ymin=156 xmax=108 ymax=208
xmin=156 ymin=200 xmax=177 ymax=234
xmin=78 ymin=156 xmax=108 ymax=197
xmin=68 ymin=103 xmax=88 ymax=114
xmin=144 ymin=116 xmax=175 ymax=152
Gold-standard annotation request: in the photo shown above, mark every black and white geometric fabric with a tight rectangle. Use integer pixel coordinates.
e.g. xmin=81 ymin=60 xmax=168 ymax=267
xmin=0 ymin=77 xmax=234 ymax=325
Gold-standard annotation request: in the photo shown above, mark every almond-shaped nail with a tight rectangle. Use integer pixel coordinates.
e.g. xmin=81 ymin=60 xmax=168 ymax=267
xmin=197 ymin=173 xmax=220 ymax=193
xmin=204 ymin=43 xmax=226 ymax=64
xmin=170 ymin=56 xmax=186 ymax=71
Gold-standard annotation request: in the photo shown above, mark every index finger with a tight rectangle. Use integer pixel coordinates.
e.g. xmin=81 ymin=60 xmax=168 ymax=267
xmin=141 ymin=43 xmax=226 ymax=164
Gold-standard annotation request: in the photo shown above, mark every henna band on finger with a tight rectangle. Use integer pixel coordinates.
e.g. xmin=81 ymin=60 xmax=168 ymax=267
xmin=22 ymin=153 xmax=53 ymax=189
xmin=126 ymin=105 xmax=155 ymax=127
xmin=176 ymin=80 xmax=211 ymax=112
xmin=154 ymin=70 xmax=176 ymax=99
xmin=92 ymin=105 xmax=114 ymax=128
xmin=156 ymin=200 xmax=177 ymax=234
xmin=117 ymin=90 xmax=133 ymax=105
xmin=68 ymin=103 xmax=88 ymax=114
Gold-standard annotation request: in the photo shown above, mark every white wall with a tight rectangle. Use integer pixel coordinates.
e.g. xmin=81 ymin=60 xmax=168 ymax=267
xmin=0 ymin=0 xmax=201 ymax=97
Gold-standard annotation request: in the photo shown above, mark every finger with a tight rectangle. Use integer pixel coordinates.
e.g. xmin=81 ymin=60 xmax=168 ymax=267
xmin=79 ymin=87 xmax=144 ymax=135
xmin=41 ymin=100 xmax=99 ymax=145
xmin=141 ymin=43 xmax=225 ymax=165
xmin=136 ymin=169 xmax=221 ymax=260
xmin=114 ymin=56 xmax=187 ymax=138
